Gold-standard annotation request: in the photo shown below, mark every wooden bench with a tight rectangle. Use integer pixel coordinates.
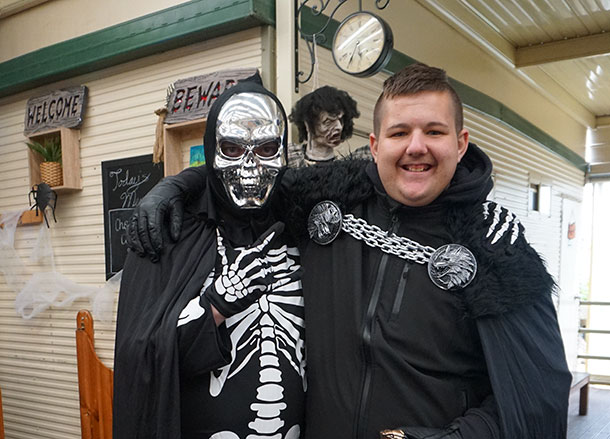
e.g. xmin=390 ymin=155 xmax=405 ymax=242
xmin=570 ymin=372 xmax=590 ymax=416
xmin=76 ymin=310 xmax=114 ymax=439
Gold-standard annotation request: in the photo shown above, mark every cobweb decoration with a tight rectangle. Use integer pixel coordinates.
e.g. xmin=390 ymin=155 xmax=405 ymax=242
xmin=0 ymin=209 xmax=119 ymax=321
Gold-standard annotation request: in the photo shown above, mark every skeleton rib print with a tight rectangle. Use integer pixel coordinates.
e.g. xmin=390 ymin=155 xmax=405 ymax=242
xmin=179 ymin=245 xmax=305 ymax=439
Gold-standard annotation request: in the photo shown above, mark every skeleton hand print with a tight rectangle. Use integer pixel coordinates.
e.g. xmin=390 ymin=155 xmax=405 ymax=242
xmin=205 ymin=222 xmax=301 ymax=318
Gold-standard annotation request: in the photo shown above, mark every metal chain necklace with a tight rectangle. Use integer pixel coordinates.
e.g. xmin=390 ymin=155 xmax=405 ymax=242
xmin=341 ymin=213 xmax=435 ymax=265
xmin=307 ymin=200 xmax=477 ymax=291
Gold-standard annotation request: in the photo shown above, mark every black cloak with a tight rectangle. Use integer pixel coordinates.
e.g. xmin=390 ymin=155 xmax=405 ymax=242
xmin=112 ymin=74 xmax=288 ymax=439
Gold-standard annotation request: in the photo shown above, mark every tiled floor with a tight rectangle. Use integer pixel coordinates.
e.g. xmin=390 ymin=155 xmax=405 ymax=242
xmin=568 ymin=386 xmax=610 ymax=439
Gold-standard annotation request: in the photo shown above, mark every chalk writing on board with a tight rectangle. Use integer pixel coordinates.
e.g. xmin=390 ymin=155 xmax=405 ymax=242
xmin=101 ymin=154 xmax=164 ymax=279
xmin=108 ymin=209 xmax=133 ymax=274
xmin=108 ymin=168 xmax=152 ymax=208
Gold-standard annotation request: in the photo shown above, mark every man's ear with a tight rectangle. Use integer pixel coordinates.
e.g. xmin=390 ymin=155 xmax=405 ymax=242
xmin=457 ymin=129 xmax=469 ymax=162
xmin=369 ymin=133 xmax=378 ymax=162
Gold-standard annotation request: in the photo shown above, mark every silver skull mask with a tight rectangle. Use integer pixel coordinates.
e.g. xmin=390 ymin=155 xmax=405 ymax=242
xmin=213 ymin=92 xmax=286 ymax=209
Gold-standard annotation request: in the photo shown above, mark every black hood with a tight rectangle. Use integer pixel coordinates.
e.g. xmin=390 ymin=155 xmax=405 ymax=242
xmin=437 ymin=142 xmax=493 ymax=205
xmin=203 ymin=72 xmax=289 ymax=216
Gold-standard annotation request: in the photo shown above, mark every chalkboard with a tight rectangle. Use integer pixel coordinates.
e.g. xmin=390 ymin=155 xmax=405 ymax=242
xmin=101 ymin=154 xmax=164 ymax=279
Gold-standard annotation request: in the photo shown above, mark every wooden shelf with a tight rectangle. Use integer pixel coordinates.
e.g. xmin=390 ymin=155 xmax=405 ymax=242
xmin=163 ymin=118 xmax=206 ymax=176
xmin=18 ymin=210 xmax=44 ymax=226
xmin=27 ymin=127 xmax=82 ymax=192
xmin=0 ymin=210 xmax=44 ymax=229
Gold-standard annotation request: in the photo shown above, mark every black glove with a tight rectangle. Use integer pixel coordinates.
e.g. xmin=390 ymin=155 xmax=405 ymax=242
xmin=205 ymin=222 xmax=301 ymax=318
xmin=126 ymin=179 xmax=184 ymax=261
xmin=380 ymin=425 xmax=461 ymax=439
xmin=126 ymin=166 xmax=207 ymax=261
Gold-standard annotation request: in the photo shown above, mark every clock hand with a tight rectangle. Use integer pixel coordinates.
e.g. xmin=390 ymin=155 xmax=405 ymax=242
xmin=347 ymin=41 xmax=360 ymax=67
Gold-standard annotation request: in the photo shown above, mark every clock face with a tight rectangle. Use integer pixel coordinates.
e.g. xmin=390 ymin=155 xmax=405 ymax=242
xmin=332 ymin=12 xmax=391 ymax=76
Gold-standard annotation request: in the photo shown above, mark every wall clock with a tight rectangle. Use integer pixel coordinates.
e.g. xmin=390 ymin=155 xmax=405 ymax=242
xmin=332 ymin=11 xmax=394 ymax=78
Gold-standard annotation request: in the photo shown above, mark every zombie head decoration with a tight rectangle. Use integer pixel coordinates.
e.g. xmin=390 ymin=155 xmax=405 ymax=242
xmin=289 ymin=86 xmax=359 ymax=150
xmin=311 ymin=111 xmax=344 ymax=149
xmin=205 ymin=73 xmax=288 ymax=211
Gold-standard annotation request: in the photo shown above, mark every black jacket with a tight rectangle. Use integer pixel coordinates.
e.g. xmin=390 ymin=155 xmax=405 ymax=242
xmin=281 ymin=143 xmax=570 ymax=439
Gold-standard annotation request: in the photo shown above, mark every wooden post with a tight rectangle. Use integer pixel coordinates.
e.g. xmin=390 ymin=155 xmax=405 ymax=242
xmin=570 ymin=372 xmax=590 ymax=416
xmin=76 ymin=310 xmax=114 ymax=439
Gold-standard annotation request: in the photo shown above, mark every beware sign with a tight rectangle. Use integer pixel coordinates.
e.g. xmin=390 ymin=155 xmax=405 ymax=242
xmin=164 ymin=68 xmax=258 ymax=124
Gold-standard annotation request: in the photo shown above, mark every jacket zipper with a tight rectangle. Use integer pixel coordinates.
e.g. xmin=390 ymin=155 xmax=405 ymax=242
xmin=391 ymin=263 xmax=411 ymax=319
xmin=354 ymin=216 xmax=399 ymax=439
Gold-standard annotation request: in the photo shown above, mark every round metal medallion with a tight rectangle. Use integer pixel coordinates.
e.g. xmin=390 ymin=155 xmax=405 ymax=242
xmin=427 ymin=244 xmax=477 ymax=291
xmin=307 ymin=200 xmax=343 ymax=245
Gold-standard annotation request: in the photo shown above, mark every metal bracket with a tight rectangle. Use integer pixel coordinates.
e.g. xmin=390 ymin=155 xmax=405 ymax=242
xmin=294 ymin=0 xmax=391 ymax=93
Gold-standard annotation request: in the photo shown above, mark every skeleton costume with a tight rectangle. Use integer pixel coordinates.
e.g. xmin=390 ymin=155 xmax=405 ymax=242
xmin=113 ymin=76 xmax=306 ymax=439
xmin=281 ymin=144 xmax=571 ymax=439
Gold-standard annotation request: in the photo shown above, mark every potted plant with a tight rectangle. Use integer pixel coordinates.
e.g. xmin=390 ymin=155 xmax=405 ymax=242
xmin=26 ymin=136 xmax=63 ymax=187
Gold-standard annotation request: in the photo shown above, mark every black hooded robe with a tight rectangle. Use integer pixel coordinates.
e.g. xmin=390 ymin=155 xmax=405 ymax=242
xmin=113 ymin=77 xmax=306 ymax=439
xmin=113 ymin=211 xmax=219 ymax=439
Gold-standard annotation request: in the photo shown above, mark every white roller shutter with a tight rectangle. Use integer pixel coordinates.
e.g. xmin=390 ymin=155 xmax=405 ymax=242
xmin=0 ymin=27 xmax=265 ymax=439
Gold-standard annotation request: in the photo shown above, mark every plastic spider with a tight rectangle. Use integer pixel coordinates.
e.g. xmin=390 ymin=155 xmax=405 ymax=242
xmin=29 ymin=183 xmax=58 ymax=227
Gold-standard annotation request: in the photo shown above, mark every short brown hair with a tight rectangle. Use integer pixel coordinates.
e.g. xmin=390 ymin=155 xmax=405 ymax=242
xmin=373 ymin=63 xmax=463 ymax=135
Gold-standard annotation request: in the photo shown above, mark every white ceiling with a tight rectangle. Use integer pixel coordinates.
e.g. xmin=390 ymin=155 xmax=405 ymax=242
xmin=416 ymin=0 xmax=610 ymax=175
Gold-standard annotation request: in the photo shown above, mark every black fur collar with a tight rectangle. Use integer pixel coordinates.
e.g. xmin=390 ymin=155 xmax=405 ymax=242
xmin=279 ymin=158 xmax=374 ymax=242
xmin=279 ymin=154 xmax=555 ymax=318
xmin=447 ymin=201 xmax=556 ymax=318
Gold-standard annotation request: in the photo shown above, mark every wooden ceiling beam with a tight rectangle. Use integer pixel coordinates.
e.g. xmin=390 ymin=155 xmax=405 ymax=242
xmin=515 ymin=32 xmax=610 ymax=67
xmin=597 ymin=116 xmax=610 ymax=128
xmin=587 ymin=162 xmax=610 ymax=180
xmin=0 ymin=0 xmax=49 ymax=19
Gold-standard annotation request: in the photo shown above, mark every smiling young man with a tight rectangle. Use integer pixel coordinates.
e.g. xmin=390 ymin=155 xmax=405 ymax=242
xmin=126 ymin=63 xmax=571 ymax=439
xmin=287 ymin=63 xmax=571 ymax=439
xmin=370 ymin=82 xmax=468 ymax=207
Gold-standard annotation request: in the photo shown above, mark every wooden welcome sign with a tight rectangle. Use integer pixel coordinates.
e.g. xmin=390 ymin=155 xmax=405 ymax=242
xmin=164 ymin=68 xmax=258 ymax=124
xmin=24 ymin=86 xmax=88 ymax=135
